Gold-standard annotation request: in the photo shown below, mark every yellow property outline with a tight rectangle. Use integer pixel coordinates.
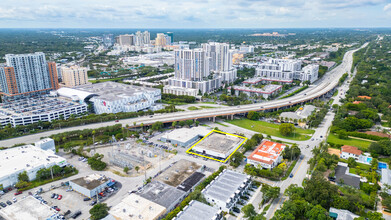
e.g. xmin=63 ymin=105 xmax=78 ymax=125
xmin=186 ymin=130 xmax=247 ymax=163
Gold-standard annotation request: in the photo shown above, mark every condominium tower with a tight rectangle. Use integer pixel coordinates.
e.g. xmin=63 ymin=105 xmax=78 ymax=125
xmin=61 ymin=66 xmax=89 ymax=87
xmin=0 ymin=52 xmax=59 ymax=98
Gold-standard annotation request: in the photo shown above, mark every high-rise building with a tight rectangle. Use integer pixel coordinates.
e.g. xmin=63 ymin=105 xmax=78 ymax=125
xmin=102 ymin=34 xmax=114 ymax=48
xmin=0 ymin=52 xmax=59 ymax=98
xmin=61 ymin=66 xmax=89 ymax=87
xmin=174 ymin=49 xmax=209 ymax=81
xmin=116 ymin=34 xmax=134 ymax=46
xmin=202 ymin=42 xmax=237 ymax=83
xmin=166 ymin=32 xmax=174 ymax=44
xmin=143 ymin=31 xmax=151 ymax=45
xmin=155 ymin=33 xmax=167 ymax=46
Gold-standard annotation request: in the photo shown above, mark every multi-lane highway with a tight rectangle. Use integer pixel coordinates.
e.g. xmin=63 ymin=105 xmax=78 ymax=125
xmin=0 ymin=43 xmax=367 ymax=148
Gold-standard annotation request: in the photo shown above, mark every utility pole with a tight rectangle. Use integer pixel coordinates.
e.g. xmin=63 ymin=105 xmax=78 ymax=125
xmin=50 ymin=166 xmax=54 ymax=180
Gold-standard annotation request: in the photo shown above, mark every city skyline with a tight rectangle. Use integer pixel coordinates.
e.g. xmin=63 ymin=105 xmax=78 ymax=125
xmin=0 ymin=0 xmax=390 ymax=28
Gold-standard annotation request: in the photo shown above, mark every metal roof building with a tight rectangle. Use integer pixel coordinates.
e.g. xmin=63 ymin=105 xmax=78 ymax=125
xmin=174 ymin=200 xmax=222 ymax=220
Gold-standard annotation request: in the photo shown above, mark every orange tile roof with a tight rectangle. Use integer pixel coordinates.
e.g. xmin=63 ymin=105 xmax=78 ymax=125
xmin=341 ymin=145 xmax=362 ymax=156
xmin=357 ymin=96 xmax=371 ymax=100
xmin=247 ymin=140 xmax=286 ymax=165
xmin=353 ymin=101 xmax=362 ymax=104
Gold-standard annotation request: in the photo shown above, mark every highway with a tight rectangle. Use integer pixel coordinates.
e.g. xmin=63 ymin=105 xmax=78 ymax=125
xmin=0 ymin=43 xmax=367 ymax=148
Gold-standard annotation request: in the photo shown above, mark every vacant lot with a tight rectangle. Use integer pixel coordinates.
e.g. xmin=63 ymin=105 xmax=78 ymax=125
xmin=327 ymin=133 xmax=372 ymax=151
xmin=227 ymin=119 xmax=314 ymax=141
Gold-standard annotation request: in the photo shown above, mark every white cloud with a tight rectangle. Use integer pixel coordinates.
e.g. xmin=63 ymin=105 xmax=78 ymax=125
xmin=0 ymin=0 xmax=388 ymax=27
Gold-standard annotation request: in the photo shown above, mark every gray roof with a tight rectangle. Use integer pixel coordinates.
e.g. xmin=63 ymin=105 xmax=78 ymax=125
xmin=137 ymin=180 xmax=186 ymax=209
xmin=298 ymin=105 xmax=316 ymax=118
xmin=329 ymin=207 xmax=359 ymax=220
xmin=335 ymin=165 xmax=360 ymax=189
xmin=202 ymin=170 xmax=249 ymax=204
xmin=176 ymin=200 xmax=220 ymax=220
xmin=280 ymin=112 xmax=301 ymax=120
xmin=195 ymin=132 xmax=245 ymax=154
xmin=381 ymin=169 xmax=391 ymax=185
xmin=155 ymin=159 xmax=201 ymax=187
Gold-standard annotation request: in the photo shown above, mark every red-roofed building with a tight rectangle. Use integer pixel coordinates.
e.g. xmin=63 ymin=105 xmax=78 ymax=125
xmin=247 ymin=140 xmax=286 ymax=169
xmin=340 ymin=145 xmax=362 ymax=160
xmin=353 ymin=101 xmax=362 ymax=104
xmin=357 ymin=96 xmax=371 ymax=100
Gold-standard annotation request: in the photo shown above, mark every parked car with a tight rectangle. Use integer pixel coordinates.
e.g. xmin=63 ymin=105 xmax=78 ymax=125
xmin=83 ymin=197 xmax=91 ymax=201
xmin=14 ymin=191 xmax=22 ymax=196
xmin=289 ymin=173 xmax=294 ymax=178
xmin=64 ymin=210 xmax=71 ymax=216
xmin=6 ymin=200 xmax=12 ymax=205
xmin=0 ymin=202 xmax=7 ymax=207
xmin=72 ymin=211 xmax=82 ymax=219
xmin=54 ymin=194 xmax=58 ymax=199
xmin=58 ymin=195 xmax=62 ymax=200
xmin=115 ymin=120 xmax=119 ymax=122
xmin=12 ymin=197 xmax=17 ymax=203
xmin=90 ymin=201 xmax=97 ymax=206
xmin=51 ymin=193 xmax=56 ymax=198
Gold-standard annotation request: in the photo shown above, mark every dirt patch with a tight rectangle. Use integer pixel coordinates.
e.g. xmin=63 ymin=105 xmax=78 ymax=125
xmin=328 ymin=148 xmax=340 ymax=157
xmin=364 ymin=131 xmax=391 ymax=138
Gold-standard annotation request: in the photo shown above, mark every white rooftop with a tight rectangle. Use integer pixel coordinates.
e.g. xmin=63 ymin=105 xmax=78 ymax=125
xmin=0 ymin=145 xmax=67 ymax=177
xmin=108 ymin=194 xmax=166 ymax=220
xmin=161 ymin=127 xmax=211 ymax=144
xmin=0 ymin=196 xmax=58 ymax=220
xmin=175 ymin=200 xmax=220 ymax=220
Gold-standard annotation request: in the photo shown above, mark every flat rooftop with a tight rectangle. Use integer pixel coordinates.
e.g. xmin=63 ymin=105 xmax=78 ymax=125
xmin=137 ymin=180 xmax=186 ymax=209
xmin=70 ymin=174 xmax=109 ymax=190
xmin=0 ymin=145 xmax=67 ymax=178
xmin=175 ymin=200 xmax=220 ymax=220
xmin=0 ymin=95 xmax=85 ymax=117
xmin=155 ymin=159 xmax=201 ymax=187
xmin=161 ymin=127 xmax=211 ymax=144
xmin=0 ymin=196 xmax=58 ymax=220
xmin=108 ymin=194 xmax=166 ymax=220
xmin=232 ymin=85 xmax=282 ymax=94
xmin=202 ymin=170 xmax=249 ymax=204
xmin=74 ymin=81 xmax=160 ymax=101
xmin=194 ymin=132 xmax=245 ymax=155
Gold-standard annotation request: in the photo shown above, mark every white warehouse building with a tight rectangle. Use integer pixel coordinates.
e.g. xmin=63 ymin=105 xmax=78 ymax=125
xmin=202 ymin=169 xmax=251 ymax=212
xmin=0 ymin=144 xmax=67 ymax=189
xmin=57 ymin=81 xmax=162 ymax=114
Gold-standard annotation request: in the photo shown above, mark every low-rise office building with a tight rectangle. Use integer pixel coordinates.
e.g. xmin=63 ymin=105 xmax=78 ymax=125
xmin=0 ymin=145 xmax=67 ymax=189
xmin=106 ymin=194 xmax=166 ymax=220
xmin=230 ymin=84 xmax=282 ymax=99
xmin=69 ymin=174 xmax=112 ymax=198
xmin=0 ymin=196 xmax=59 ymax=220
xmin=174 ymin=200 xmax=222 ymax=220
xmin=137 ymin=180 xmax=187 ymax=212
xmin=202 ymin=169 xmax=251 ymax=212
xmin=34 ymin=138 xmax=55 ymax=151
xmin=160 ymin=127 xmax=212 ymax=147
xmin=247 ymin=140 xmax=286 ymax=169
xmin=191 ymin=131 xmax=246 ymax=161
xmin=155 ymin=159 xmax=205 ymax=192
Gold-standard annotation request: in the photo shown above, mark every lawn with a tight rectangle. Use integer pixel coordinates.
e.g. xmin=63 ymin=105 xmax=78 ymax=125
xmin=327 ymin=133 xmax=372 ymax=151
xmin=187 ymin=106 xmax=200 ymax=111
xmin=227 ymin=119 xmax=314 ymax=141
xmin=199 ymin=106 xmax=216 ymax=109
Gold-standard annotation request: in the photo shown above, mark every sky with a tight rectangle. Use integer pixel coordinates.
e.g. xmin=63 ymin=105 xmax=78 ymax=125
xmin=0 ymin=0 xmax=391 ymax=28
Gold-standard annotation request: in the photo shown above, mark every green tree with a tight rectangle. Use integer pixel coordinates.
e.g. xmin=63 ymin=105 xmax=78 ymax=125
xmin=242 ymin=204 xmax=257 ymax=218
xmin=123 ymin=166 xmax=129 ymax=174
xmin=305 ymin=205 xmax=331 ymax=220
xmin=17 ymin=171 xmax=29 ymax=182
xmin=87 ymin=153 xmax=107 ymax=171
xmin=279 ymin=123 xmax=295 ymax=136
xmin=230 ymin=152 xmax=244 ymax=168
xmin=347 ymin=157 xmax=357 ymax=168
xmin=135 ymin=166 xmax=140 ymax=173
xmin=172 ymin=121 xmax=177 ymax=127
xmin=90 ymin=203 xmax=110 ymax=220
